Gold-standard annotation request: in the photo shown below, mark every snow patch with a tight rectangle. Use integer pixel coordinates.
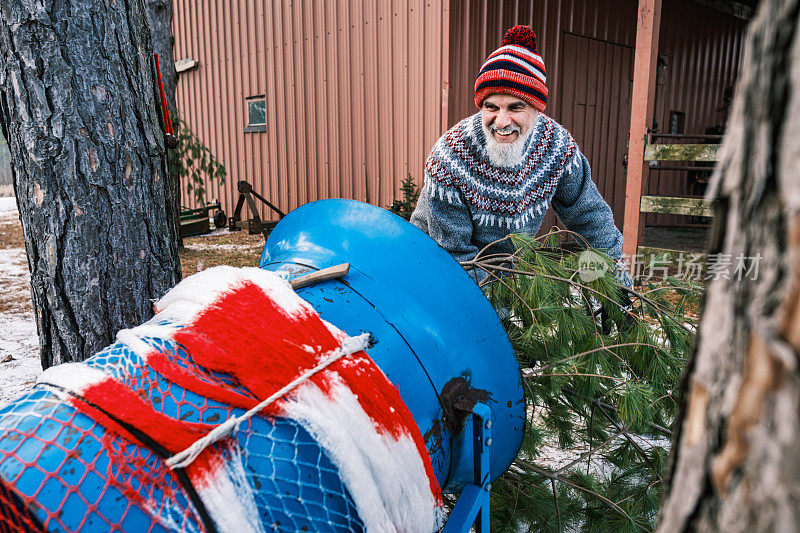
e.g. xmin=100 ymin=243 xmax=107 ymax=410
xmin=0 ymin=196 xmax=17 ymax=215
xmin=37 ymin=362 xmax=108 ymax=393
xmin=183 ymin=243 xmax=262 ymax=252
xmin=0 ymin=197 xmax=40 ymax=408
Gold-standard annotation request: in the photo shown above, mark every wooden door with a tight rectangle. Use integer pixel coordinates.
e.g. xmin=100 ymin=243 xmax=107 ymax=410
xmin=542 ymin=32 xmax=634 ymax=233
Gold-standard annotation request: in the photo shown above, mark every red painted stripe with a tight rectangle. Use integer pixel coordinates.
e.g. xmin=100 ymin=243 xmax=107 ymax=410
xmin=76 ymin=379 xmax=224 ymax=489
xmin=328 ymin=352 xmax=443 ymax=502
xmin=145 ymin=354 xmax=260 ymax=411
xmin=171 ymin=280 xmax=440 ymax=498
xmin=173 ymin=281 xmax=341 ymax=403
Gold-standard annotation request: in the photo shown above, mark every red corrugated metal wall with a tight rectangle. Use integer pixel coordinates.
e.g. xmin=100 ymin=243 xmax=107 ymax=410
xmin=171 ymin=0 xmax=745 ymax=226
xmin=172 ymin=0 xmax=449 ymax=218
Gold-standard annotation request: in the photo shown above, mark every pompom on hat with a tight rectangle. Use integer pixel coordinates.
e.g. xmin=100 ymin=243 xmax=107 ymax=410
xmin=474 ymin=25 xmax=547 ymax=112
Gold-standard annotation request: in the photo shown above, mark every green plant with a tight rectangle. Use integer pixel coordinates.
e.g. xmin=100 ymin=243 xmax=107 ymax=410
xmin=461 ymin=231 xmax=702 ymax=532
xmin=168 ymin=117 xmax=227 ymax=206
xmin=389 ymin=174 xmax=420 ymax=220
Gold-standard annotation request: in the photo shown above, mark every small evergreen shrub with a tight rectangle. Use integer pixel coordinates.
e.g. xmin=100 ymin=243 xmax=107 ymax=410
xmin=389 ymin=174 xmax=420 ymax=221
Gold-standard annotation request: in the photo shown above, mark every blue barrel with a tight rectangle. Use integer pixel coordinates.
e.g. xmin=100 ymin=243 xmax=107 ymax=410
xmin=0 ymin=199 xmax=524 ymax=531
xmin=260 ymin=199 xmax=525 ymax=491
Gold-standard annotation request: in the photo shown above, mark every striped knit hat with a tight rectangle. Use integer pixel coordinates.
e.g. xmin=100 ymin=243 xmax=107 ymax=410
xmin=474 ymin=25 xmax=547 ymax=112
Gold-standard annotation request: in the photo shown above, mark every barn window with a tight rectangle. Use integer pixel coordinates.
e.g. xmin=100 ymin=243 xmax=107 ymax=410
xmin=245 ymin=96 xmax=266 ymax=133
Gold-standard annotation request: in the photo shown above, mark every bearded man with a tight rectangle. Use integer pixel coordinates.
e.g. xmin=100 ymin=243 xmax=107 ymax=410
xmin=411 ymin=25 xmax=632 ymax=287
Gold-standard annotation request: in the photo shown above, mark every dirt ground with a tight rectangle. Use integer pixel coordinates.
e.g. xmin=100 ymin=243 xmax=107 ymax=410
xmin=179 ymin=228 xmax=266 ymax=275
xmin=0 ymin=208 xmax=30 ymax=317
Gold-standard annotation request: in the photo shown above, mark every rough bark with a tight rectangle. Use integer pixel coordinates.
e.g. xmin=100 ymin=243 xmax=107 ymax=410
xmin=146 ymin=0 xmax=177 ymax=133
xmin=0 ymin=0 xmax=181 ymax=368
xmin=145 ymin=0 xmax=181 ymax=245
xmin=658 ymin=0 xmax=800 ymax=530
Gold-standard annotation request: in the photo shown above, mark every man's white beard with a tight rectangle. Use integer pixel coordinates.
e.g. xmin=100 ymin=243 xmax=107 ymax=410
xmin=481 ymin=120 xmax=535 ymax=168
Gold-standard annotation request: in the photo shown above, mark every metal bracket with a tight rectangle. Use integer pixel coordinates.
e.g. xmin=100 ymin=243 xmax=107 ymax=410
xmin=442 ymin=403 xmax=492 ymax=533
xmin=229 ymin=180 xmax=286 ymax=239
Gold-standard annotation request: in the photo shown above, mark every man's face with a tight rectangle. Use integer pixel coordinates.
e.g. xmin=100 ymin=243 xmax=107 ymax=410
xmin=480 ymin=94 xmax=538 ymax=144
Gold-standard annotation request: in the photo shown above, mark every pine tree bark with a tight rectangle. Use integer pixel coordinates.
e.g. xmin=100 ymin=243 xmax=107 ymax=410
xmin=0 ymin=0 xmax=181 ymax=368
xmin=658 ymin=0 xmax=800 ymax=530
xmin=145 ymin=0 xmax=181 ymax=246
xmin=146 ymin=0 xmax=177 ymax=134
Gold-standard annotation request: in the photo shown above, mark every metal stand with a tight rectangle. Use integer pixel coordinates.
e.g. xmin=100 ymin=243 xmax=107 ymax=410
xmin=443 ymin=403 xmax=492 ymax=533
xmin=228 ymin=180 xmax=286 ymax=239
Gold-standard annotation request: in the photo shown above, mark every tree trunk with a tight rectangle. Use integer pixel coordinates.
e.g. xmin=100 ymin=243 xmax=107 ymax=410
xmin=146 ymin=0 xmax=178 ymax=134
xmin=0 ymin=0 xmax=181 ymax=368
xmin=145 ymin=0 xmax=182 ymax=246
xmin=658 ymin=0 xmax=800 ymax=530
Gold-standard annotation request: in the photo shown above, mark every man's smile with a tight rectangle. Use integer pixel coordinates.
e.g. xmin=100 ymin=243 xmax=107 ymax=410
xmin=491 ymin=124 xmax=521 ymax=143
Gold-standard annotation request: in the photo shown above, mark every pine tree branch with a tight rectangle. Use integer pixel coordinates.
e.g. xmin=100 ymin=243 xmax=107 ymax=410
xmin=560 ymin=386 xmax=674 ymax=439
xmin=511 ymin=460 xmax=645 ymax=530
xmin=613 ymin=479 xmax=661 ymax=507
xmin=464 ymin=261 xmax=626 ymax=309
xmin=591 ymin=397 xmax=673 ymax=437
xmin=473 ymin=234 xmax=515 ymax=261
xmin=474 ymin=263 xmax=539 ymax=324
xmin=530 ymin=227 xmax=592 ymax=248
xmin=620 ymin=286 xmax=694 ymax=335
xmin=532 ymin=372 xmax=626 ymax=382
xmin=593 ymin=401 xmax=663 ymax=482
xmin=554 ymin=430 xmax=624 ymax=475
xmin=529 ymin=342 xmax=663 ymax=375
xmin=640 ymin=285 xmax=702 ymax=298
xmin=551 ymin=478 xmax=563 ymax=533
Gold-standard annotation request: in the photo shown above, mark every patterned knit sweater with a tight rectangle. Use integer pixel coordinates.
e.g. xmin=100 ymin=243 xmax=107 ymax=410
xmin=410 ymin=112 xmax=632 ymax=286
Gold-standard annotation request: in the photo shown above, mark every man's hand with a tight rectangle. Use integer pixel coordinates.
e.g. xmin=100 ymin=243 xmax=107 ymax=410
xmin=596 ymin=290 xmax=637 ymax=336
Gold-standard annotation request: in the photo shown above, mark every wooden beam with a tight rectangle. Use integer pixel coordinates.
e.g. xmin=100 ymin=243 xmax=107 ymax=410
xmin=640 ymin=196 xmax=715 ymax=216
xmin=622 ymin=0 xmax=663 ymax=262
xmin=440 ymin=0 xmax=451 ymax=134
xmin=643 ymin=143 xmax=720 ymax=161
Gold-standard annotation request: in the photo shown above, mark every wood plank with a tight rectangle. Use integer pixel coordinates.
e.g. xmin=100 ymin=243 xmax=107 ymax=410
xmin=290 ymin=263 xmax=350 ymax=290
xmin=640 ymin=196 xmax=715 ymax=216
xmin=643 ymin=143 xmax=720 ymax=161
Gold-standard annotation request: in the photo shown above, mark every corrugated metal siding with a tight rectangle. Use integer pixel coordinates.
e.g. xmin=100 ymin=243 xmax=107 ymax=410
xmin=557 ymin=33 xmax=634 ymax=230
xmin=173 ymin=0 xmax=449 ymax=217
xmin=172 ymin=0 xmax=745 ymax=226
xmin=447 ymin=0 xmax=638 ymax=129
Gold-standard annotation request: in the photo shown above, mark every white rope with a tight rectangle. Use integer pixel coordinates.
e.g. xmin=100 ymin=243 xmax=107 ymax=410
xmin=166 ymin=332 xmax=372 ymax=470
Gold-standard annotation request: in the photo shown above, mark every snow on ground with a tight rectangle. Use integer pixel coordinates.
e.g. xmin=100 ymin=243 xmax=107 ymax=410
xmin=183 ymin=242 xmax=263 ymax=252
xmin=0 ymin=196 xmax=40 ymax=407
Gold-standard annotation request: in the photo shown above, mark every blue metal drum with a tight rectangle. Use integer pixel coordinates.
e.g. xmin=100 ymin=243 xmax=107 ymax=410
xmin=260 ymin=199 xmax=525 ymax=492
